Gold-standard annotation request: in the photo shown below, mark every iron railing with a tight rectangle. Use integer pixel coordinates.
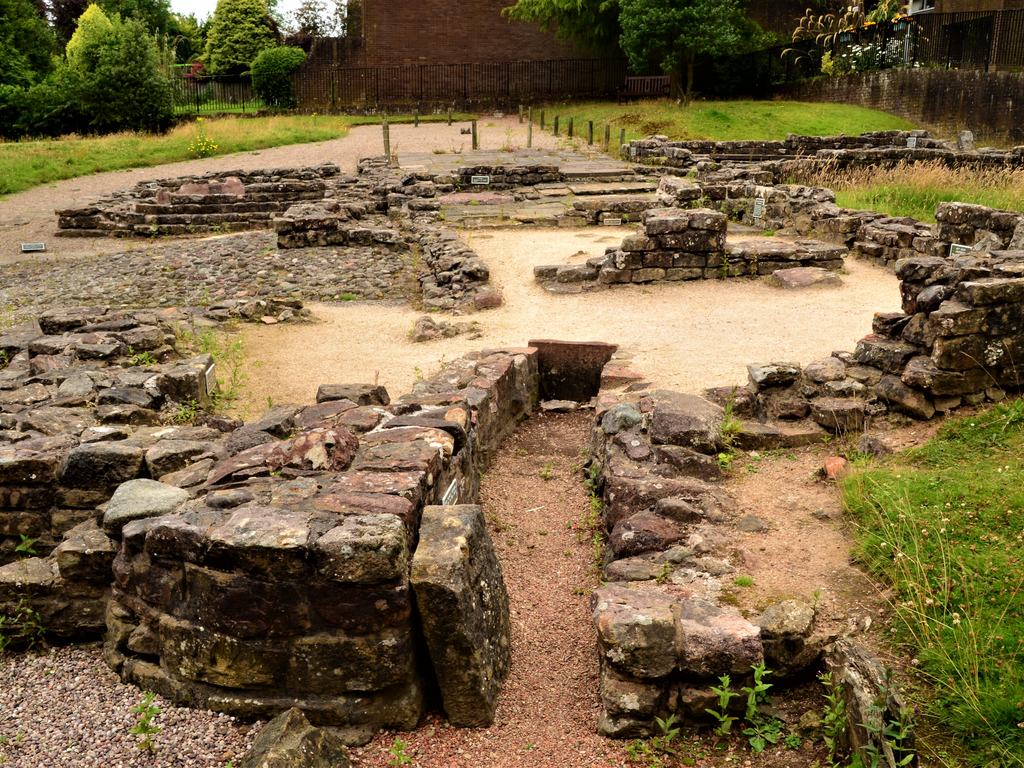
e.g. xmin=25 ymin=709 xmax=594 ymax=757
xmin=172 ymin=58 xmax=631 ymax=114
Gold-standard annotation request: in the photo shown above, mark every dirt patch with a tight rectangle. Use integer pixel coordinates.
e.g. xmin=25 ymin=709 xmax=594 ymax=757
xmin=352 ymin=411 xmax=630 ymax=767
xmin=232 ymin=230 xmax=900 ymax=420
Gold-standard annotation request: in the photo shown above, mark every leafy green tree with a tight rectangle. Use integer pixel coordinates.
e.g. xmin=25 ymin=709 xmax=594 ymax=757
xmin=503 ymin=0 xmax=621 ymax=53
xmin=47 ymin=0 xmax=91 ymax=45
xmin=617 ymin=0 xmax=747 ymax=101
xmin=250 ymin=44 xmax=305 ymax=107
xmin=66 ymin=3 xmax=120 ymax=71
xmin=0 ymin=0 xmax=59 ymax=86
xmin=97 ymin=0 xmax=174 ymax=36
xmin=205 ymin=0 xmax=278 ymax=74
xmin=85 ymin=16 xmax=173 ymax=132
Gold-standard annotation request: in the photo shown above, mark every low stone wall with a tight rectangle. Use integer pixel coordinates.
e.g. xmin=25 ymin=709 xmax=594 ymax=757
xmin=535 ymin=207 xmax=847 ymax=289
xmin=1 ymin=321 xmax=541 ymax=742
xmin=622 ymin=131 xmax=1023 ymax=169
xmin=852 ymin=202 xmax=1024 ymax=269
xmin=56 ymin=165 xmax=340 ymax=238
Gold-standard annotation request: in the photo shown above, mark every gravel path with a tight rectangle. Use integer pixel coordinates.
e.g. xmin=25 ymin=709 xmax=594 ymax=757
xmin=352 ymin=411 xmax=631 ymax=768
xmin=0 ymin=645 xmax=260 ymax=767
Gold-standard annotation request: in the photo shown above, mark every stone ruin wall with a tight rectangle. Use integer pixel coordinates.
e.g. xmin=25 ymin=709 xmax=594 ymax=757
xmin=1 ymin=307 xmax=552 ymax=741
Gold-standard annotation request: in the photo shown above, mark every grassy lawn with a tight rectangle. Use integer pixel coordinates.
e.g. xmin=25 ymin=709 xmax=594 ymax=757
xmin=534 ymin=99 xmax=917 ymax=144
xmin=0 ymin=112 xmax=475 ymax=196
xmin=841 ymin=402 xmax=1024 ymax=767
xmin=790 ymin=160 xmax=1024 ymax=223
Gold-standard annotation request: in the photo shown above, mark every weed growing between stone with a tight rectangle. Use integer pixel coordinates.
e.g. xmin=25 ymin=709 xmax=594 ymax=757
xmin=841 ymin=399 xmax=1024 ymax=765
xmin=0 ymin=536 xmax=47 ymax=652
xmin=174 ymin=324 xmax=249 ymax=416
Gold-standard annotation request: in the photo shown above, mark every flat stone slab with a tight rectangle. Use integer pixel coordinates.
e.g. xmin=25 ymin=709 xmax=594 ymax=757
xmin=767 ymin=267 xmax=842 ymax=288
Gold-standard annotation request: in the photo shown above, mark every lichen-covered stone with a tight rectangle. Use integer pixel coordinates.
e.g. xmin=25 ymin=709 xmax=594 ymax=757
xmin=410 ymin=505 xmax=510 ymax=727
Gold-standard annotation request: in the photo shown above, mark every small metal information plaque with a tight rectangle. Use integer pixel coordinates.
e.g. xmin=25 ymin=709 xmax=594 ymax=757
xmin=470 ymin=175 xmax=490 ymax=185
xmin=604 ymin=218 xmax=623 ymax=226
xmin=752 ymin=197 xmax=766 ymax=219
xmin=20 ymin=243 xmax=45 ymax=252
xmin=442 ymin=479 xmax=458 ymax=506
xmin=949 ymin=243 xmax=973 ymax=256
xmin=205 ymin=364 xmax=216 ymax=395
xmin=629 ymin=146 xmax=638 ymax=157
xmin=906 ymin=136 xmax=918 ymax=148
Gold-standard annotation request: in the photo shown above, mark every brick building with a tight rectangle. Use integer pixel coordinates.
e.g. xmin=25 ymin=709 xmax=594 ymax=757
xmin=360 ymin=0 xmax=585 ymax=66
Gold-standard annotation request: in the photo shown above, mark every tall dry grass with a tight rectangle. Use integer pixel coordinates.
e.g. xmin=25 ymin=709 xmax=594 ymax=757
xmin=788 ymin=159 xmax=1024 ymax=222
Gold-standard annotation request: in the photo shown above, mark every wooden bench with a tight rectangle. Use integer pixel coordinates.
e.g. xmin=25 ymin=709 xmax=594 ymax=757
xmin=617 ymin=75 xmax=671 ymax=104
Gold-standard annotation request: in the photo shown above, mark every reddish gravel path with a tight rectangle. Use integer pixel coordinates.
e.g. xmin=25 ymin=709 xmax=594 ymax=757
xmin=351 ymin=411 xmax=631 ymax=768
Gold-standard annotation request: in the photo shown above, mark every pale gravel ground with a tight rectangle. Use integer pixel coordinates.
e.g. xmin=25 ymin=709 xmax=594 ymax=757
xmin=0 ymin=646 xmax=260 ymax=767
xmin=233 ymin=234 xmax=901 ymax=419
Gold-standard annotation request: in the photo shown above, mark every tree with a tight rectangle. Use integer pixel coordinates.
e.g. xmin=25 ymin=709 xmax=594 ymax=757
xmin=66 ymin=3 xmax=119 ymax=71
xmin=204 ymin=0 xmax=278 ymax=74
xmin=503 ymin=0 xmax=621 ymax=54
xmin=250 ymin=44 xmax=305 ymax=107
xmin=47 ymin=0 xmax=91 ymax=45
xmin=617 ymin=0 xmax=747 ymax=101
xmin=86 ymin=15 xmax=173 ymax=132
xmin=0 ymin=0 xmax=59 ymax=86
xmin=97 ymin=0 xmax=173 ymax=35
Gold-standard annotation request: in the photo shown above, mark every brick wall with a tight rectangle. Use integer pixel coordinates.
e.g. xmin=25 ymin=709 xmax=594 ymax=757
xmin=361 ymin=0 xmax=586 ymax=65
xmin=775 ymin=68 xmax=1024 ymax=144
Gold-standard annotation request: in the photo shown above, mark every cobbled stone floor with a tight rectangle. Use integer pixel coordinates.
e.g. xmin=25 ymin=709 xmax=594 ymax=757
xmin=0 ymin=231 xmax=417 ymax=325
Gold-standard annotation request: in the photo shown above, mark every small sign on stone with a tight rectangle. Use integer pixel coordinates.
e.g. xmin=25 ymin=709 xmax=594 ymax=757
xmin=603 ymin=218 xmax=622 ymax=226
xmin=205 ymin=363 xmax=216 ymax=395
xmin=148 ymin=182 xmax=161 ymax=189
xmin=20 ymin=243 xmax=45 ymax=252
xmin=949 ymin=243 xmax=972 ymax=256
xmin=906 ymin=136 xmax=917 ymax=148
xmin=470 ymin=175 xmax=490 ymax=185
xmin=442 ymin=478 xmax=458 ymax=506
xmin=752 ymin=197 xmax=766 ymax=219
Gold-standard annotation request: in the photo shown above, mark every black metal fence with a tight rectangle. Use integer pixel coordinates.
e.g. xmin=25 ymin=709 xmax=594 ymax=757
xmin=830 ymin=9 xmax=1024 ymax=72
xmin=173 ymin=58 xmax=631 ymax=114
xmin=172 ymin=76 xmax=263 ymax=115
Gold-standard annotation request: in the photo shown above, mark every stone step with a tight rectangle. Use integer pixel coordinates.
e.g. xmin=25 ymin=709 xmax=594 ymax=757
xmin=568 ymin=182 xmax=657 ymax=196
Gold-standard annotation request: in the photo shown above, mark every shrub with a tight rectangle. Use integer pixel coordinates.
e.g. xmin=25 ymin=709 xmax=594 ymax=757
xmin=66 ymin=3 xmax=119 ymax=72
xmin=86 ymin=16 xmax=173 ymax=133
xmin=204 ymin=0 xmax=278 ymax=75
xmin=250 ymin=45 xmax=305 ymax=108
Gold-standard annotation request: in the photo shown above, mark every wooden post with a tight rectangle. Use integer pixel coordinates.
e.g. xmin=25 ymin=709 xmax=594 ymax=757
xmin=567 ymin=117 xmax=574 ymax=138
xmin=382 ymin=114 xmax=391 ymax=164
xmin=414 ymin=110 xmax=419 ymax=128
xmin=554 ymin=116 xmax=559 ymax=136
xmin=447 ymin=111 xmax=452 ymax=126
xmin=519 ymin=104 xmax=523 ymax=123
xmin=540 ymin=109 xmax=545 ymax=129
xmin=527 ymin=119 xmax=533 ymax=148
xmin=619 ymin=128 xmax=626 ymax=152
xmin=472 ymin=119 xmax=478 ymax=150
xmin=604 ymin=124 xmax=611 ymax=149
xmin=587 ymin=120 xmax=593 ymax=145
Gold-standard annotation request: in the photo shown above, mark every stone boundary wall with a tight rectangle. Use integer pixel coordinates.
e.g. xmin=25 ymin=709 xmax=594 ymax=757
xmin=773 ymin=68 xmax=1024 ymax=145
xmin=55 ymin=165 xmax=340 ymax=239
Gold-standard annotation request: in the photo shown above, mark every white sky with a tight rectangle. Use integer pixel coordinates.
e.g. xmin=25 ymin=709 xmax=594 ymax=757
xmin=169 ymin=0 xmax=303 ymax=22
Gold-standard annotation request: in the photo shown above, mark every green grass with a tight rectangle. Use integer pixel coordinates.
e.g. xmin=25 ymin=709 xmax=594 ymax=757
xmin=0 ymin=112 xmax=475 ymax=196
xmin=841 ymin=400 xmax=1024 ymax=767
xmin=536 ymin=99 xmax=916 ymax=145
xmin=790 ymin=159 xmax=1024 ymax=223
